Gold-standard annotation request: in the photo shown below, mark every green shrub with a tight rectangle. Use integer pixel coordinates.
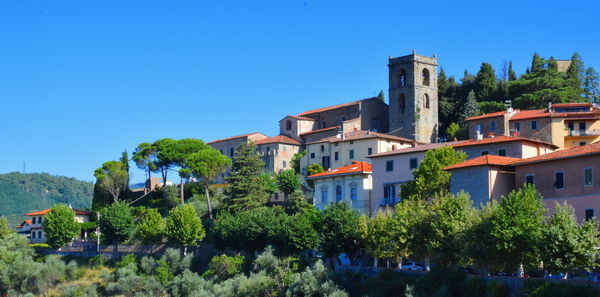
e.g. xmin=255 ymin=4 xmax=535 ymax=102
xmin=156 ymin=259 xmax=174 ymax=286
xmin=525 ymin=281 xmax=599 ymax=297
xmin=202 ymin=254 xmax=245 ymax=281
xmin=30 ymin=243 xmax=51 ymax=249
xmin=116 ymin=254 xmax=137 ymax=269
xmin=88 ymin=254 xmax=105 ymax=267
xmin=65 ymin=260 xmax=83 ymax=281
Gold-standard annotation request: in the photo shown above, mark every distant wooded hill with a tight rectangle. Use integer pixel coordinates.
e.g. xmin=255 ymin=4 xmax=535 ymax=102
xmin=0 ymin=172 xmax=93 ymax=226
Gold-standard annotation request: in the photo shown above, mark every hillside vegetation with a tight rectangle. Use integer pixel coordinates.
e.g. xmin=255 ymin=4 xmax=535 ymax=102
xmin=0 ymin=172 xmax=93 ymax=225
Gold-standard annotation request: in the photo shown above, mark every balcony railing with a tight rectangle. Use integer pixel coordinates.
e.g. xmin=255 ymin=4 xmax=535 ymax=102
xmin=566 ymin=129 xmax=600 ymax=137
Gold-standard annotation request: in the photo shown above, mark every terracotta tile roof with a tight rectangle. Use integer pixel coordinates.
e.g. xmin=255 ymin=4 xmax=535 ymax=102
xmin=444 ymin=155 xmax=521 ymax=171
xmin=207 ymin=132 xmax=268 ymax=144
xmin=465 ymin=110 xmax=514 ymax=121
xmin=16 ymin=220 xmax=32 ymax=228
xmin=297 ymin=97 xmax=378 ymax=116
xmin=307 ymin=130 xmax=415 ymax=145
xmin=452 ymin=136 xmax=557 ymax=149
xmin=254 ymin=135 xmax=301 ymax=146
xmin=511 ymin=141 xmax=600 ymax=166
xmin=510 ymin=107 xmax=600 ymax=121
xmin=285 ymin=115 xmax=315 ymax=121
xmin=299 ymin=126 xmax=340 ymax=136
xmin=552 ymin=103 xmax=593 ymax=108
xmin=26 ymin=208 xmax=91 ymax=216
xmin=509 ymin=109 xmax=550 ymax=120
xmin=367 ymin=141 xmax=466 ymax=158
xmin=307 ymin=161 xmax=372 ymax=179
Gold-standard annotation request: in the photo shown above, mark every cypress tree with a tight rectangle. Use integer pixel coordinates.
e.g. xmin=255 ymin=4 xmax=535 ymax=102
xmin=531 ymin=53 xmax=544 ymax=73
xmin=460 ymin=90 xmax=479 ymax=122
xmin=377 ymin=90 xmax=385 ymax=102
xmin=548 ymin=57 xmax=558 ymax=71
xmin=508 ymin=61 xmax=517 ymax=81
xmin=566 ymin=52 xmax=585 ymax=90
xmin=475 ymin=62 xmax=498 ymax=101
xmin=223 ymin=143 xmax=269 ymax=212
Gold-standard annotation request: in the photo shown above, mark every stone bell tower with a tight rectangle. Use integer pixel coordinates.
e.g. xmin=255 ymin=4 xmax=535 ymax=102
xmin=388 ymin=51 xmax=438 ymax=143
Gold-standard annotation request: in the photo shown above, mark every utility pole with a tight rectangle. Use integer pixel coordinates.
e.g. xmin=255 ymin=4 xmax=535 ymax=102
xmin=96 ymin=212 xmax=100 ymax=252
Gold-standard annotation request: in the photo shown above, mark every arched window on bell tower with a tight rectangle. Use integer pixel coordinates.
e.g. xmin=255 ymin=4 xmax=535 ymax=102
xmin=422 ymin=68 xmax=430 ymax=86
xmin=399 ymin=69 xmax=406 ymax=87
xmin=399 ymin=94 xmax=406 ymax=113
xmin=424 ymin=94 xmax=430 ymax=109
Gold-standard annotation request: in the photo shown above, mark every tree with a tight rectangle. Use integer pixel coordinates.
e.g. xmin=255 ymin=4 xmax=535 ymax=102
xmin=223 ymin=143 xmax=269 ymax=213
xmin=360 ymin=210 xmax=397 ymax=267
xmin=584 ymin=67 xmax=600 ymax=103
xmin=136 ymin=208 xmax=166 ymax=244
xmin=547 ymin=56 xmax=558 ymax=71
xmin=377 ymin=90 xmax=385 ymax=102
xmin=403 ymin=198 xmax=435 ymax=271
xmin=276 ymin=169 xmax=302 ymax=196
xmin=400 ymin=146 xmax=466 ymax=201
xmin=290 ymin=150 xmax=306 ymax=175
xmin=531 ymin=52 xmax=544 ymax=73
xmin=99 ymin=202 xmax=135 ymax=244
xmin=474 ymin=62 xmax=497 ymax=101
xmin=280 ymin=211 xmax=321 ymax=255
xmin=508 ymin=61 xmax=517 ymax=81
xmin=318 ymin=202 xmax=362 ymax=267
xmin=42 ymin=204 xmax=81 ymax=249
xmin=445 ymin=122 xmax=460 ymax=140
xmin=132 ymin=142 xmax=157 ymax=190
xmin=490 ymin=184 xmax=545 ymax=277
xmin=464 ymin=203 xmax=499 ymax=274
xmin=186 ymin=147 xmax=231 ymax=219
xmin=0 ymin=216 xmax=12 ymax=238
xmin=168 ymin=138 xmax=210 ymax=203
xmin=306 ymin=163 xmax=324 ymax=188
xmin=165 ymin=204 xmax=205 ymax=254
xmin=541 ymin=203 xmax=600 ymax=277
xmin=478 ymin=101 xmax=506 ymax=114
xmin=459 ymin=90 xmax=479 ymax=122
xmin=565 ymin=52 xmax=584 ymax=90
xmin=94 ymin=160 xmax=129 ymax=204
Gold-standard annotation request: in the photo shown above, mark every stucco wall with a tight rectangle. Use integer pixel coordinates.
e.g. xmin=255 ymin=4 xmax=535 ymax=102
xmin=313 ymin=174 xmax=372 ymax=215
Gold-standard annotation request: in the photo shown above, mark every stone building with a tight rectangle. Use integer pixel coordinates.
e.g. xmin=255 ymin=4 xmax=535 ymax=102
xmin=254 ymin=135 xmax=302 ymax=174
xmin=207 ymin=132 xmax=269 ymax=183
xmin=388 ymin=51 xmax=439 ymax=144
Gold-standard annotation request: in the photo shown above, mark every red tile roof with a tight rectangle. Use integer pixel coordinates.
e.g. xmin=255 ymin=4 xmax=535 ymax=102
xmin=285 ymin=115 xmax=315 ymax=121
xmin=297 ymin=97 xmax=378 ymax=116
xmin=253 ymin=135 xmax=301 ymax=146
xmin=552 ymin=103 xmax=593 ymax=108
xmin=26 ymin=208 xmax=92 ymax=216
xmin=511 ymin=141 xmax=600 ymax=166
xmin=16 ymin=220 xmax=32 ymax=228
xmin=452 ymin=135 xmax=557 ymax=149
xmin=465 ymin=110 xmax=514 ymax=121
xmin=444 ymin=155 xmax=521 ymax=171
xmin=307 ymin=130 xmax=415 ymax=145
xmin=307 ymin=161 xmax=372 ymax=179
xmin=207 ymin=132 xmax=268 ymax=144
xmin=299 ymin=126 xmax=340 ymax=136
xmin=367 ymin=141 xmax=466 ymax=158
xmin=510 ymin=107 xmax=600 ymax=121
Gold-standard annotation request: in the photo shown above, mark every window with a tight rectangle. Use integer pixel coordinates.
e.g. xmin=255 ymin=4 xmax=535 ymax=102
xmin=490 ymin=121 xmax=496 ymax=132
xmin=38 ymin=231 xmax=42 ymax=238
xmin=349 ymin=141 xmax=354 ymax=145
xmin=585 ymin=168 xmax=593 ymax=186
xmin=342 ymin=116 xmax=346 ymax=121
xmin=230 ymin=147 xmax=234 ymax=157
xmin=580 ymin=142 xmax=587 ymax=146
xmin=274 ymin=193 xmax=279 ymax=200
xmin=320 ymin=145 xmax=325 ymax=152
xmin=368 ymin=148 xmax=373 ymax=155
xmin=422 ymin=68 xmax=430 ymax=86
xmin=554 ymin=171 xmax=565 ymax=189
xmin=322 ymin=121 xmax=326 ymax=128
xmin=283 ymin=160 xmax=287 ymax=168
xmin=424 ymin=94 xmax=430 ymax=109
xmin=349 ymin=150 xmax=354 ymax=159
xmin=498 ymin=149 xmax=507 ymax=156
xmin=336 ymin=185 xmax=342 ymax=202
xmin=399 ymin=94 xmax=406 ymax=113
xmin=321 ymin=190 xmax=328 ymax=205
xmin=310 ymin=153 xmax=315 ymax=159
xmin=383 ymin=184 xmax=397 ymax=205
xmin=514 ymin=122 xmax=520 ymax=131
xmin=334 ymin=151 xmax=339 ymax=161
xmin=350 ymin=187 xmax=357 ymax=201
xmin=39 ymin=218 xmax=42 ymax=224
xmin=531 ymin=120 xmax=538 ymax=130
xmin=568 ymin=122 xmax=574 ymax=132
xmin=410 ymin=158 xmax=418 ymax=169
xmin=334 ymin=143 xmax=339 ymax=147
xmin=322 ymin=156 xmax=330 ymax=169
xmin=32 ymin=231 xmax=36 ymax=239
xmin=386 ymin=160 xmax=394 ymax=172
xmin=476 ymin=124 xmax=483 ymax=133
xmin=526 ymin=174 xmax=535 ymax=185
xmin=219 ymin=149 xmax=223 ymax=154
xmin=286 ymin=120 xmax=292 ymax=131
xmin=580 ymin=122 xmax=587 ymax=134
xmin=266 ymin=146 xmax=270 ymax=153
xmin=371 ymin=119 xmax=380 ymax=132
xmin=282 ymin=146 xmax=287 ymax=152
xmin=481 ymin=151 xmax=489 ymax=156
xmin=585 ymin=209 xmax=595 ymax=221
xmin=399 ymin=69 xmax=406 ymax=86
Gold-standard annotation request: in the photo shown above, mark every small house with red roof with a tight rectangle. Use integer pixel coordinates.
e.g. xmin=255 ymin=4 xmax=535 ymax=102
xmin=15 ymin=219 xmax=33 ymax=238
xmin=451 ymin=135 xmax=557 ymax=159
xmin=307 ymin=161 xmax=373 ymax=214
xmin=25 ymin=207 xmax=92 ymax=243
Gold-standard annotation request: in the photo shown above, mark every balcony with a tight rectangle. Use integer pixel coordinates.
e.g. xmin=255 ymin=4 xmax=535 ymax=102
xmin=565 ymin=129 xmax=600 ymax=137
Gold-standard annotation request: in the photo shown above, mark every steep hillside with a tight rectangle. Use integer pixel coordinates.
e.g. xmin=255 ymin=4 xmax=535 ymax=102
xmin=0 ymin=172 xmax=93 ymax=225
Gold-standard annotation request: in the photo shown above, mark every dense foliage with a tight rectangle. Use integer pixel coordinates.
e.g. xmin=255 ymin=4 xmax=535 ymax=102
xmin=42 ymin=204 xmax=81 ymax=249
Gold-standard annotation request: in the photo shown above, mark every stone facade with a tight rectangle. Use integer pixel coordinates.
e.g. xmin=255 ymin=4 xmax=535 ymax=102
xmin=207 ymin=132 xmax=269 ymax=183
xmin=388 ymin=52 xmax=438 ymax=143
xmin=449 ymin=165 xmax=515 ymax=208
xmin=454 ymin=138 xmax=556 ymax=159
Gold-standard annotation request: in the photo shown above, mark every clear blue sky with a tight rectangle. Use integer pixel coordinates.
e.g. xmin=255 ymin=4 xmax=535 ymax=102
xmin=1 ymin=0 xmax=599 ymax=182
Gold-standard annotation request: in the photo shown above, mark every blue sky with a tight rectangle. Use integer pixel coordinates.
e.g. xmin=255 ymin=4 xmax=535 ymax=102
xmin=1 ymin=0 xmax=599 ymax=182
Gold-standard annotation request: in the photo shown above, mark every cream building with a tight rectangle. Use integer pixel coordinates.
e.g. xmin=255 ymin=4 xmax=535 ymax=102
xmin=26 ymin=208 xmax=91 ymax=244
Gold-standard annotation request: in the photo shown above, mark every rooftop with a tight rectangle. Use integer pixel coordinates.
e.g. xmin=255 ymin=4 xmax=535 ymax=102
xmin=465 ymin=110 xmax=516 ymax=121
xmin=443 ymin=155 xmax=521 ymax=171
xmin=452 ymin=135 xmax=557 ymax=149
xmin=26 ymin=208 xmax=92 ymax=216
xmin=299 ymin=126 xmax=340 ymax=136
xmin=253 ymin=135 xmax=301 ymax=146
xmin=367 ymin=141 xmax=465 ymax=158
xmin=307 ymin=130 xmax=415 ymax=145
xmin=297 ymin=97 xmax=379 ymax=116
xmin=511 ymin=141 xmax=600 ymax=166
xmin=207 ymin=132 xmax=268 ymax=144
xmin=307 ymin=161 xmax=372 ymax=179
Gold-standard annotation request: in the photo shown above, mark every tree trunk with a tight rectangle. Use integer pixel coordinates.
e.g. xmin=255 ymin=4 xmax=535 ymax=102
xmin=517 ymin=262 xmax=524 ymax=277
xmin=386 ymin=259 xmax=390 ymax=268
xmin=146 ymin=168 xmax=152 ymax=193
xmin=183 ymin=246 xmax=187 ymax=256
xmin=205 ymin=187 xmax=213 ymax=219
xmin=180 ymin=177 xmax=185 ymax=204
xmin=373 ymin=257 xmax=378 ymax=267
xmin=425 ymin=258 xmax=431 ymax=272
xmin=397 ymin=257 xmax=403 ymax=269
